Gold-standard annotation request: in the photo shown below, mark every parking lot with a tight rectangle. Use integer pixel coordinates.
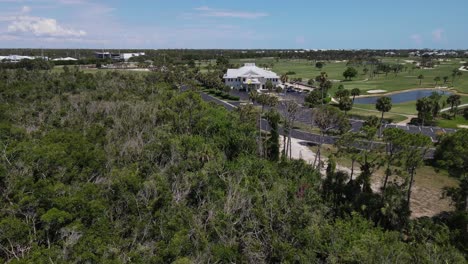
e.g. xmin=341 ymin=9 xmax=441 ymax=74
xmin=228 ymin=90 xmax=456 ymax=141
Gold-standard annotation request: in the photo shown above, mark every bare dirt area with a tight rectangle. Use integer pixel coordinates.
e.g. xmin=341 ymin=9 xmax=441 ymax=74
xmin=280 ymin=136 xmax=457 ymax=218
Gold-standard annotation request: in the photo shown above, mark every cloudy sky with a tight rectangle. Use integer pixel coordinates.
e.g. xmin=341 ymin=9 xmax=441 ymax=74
xmin=0 ymin=0 xmax=467 ymax=49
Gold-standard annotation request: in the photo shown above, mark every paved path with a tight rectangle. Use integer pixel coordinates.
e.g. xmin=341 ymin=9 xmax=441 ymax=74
xmin=440 ymin=103 xmax=468 ymax=112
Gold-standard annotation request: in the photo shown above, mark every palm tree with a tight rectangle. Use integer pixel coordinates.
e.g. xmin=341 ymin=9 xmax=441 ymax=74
xmin=434 ymin=76 xmax=441 ymax=87
xmin=446 ymin=94 xmax=461 ymax=118
xmin=316 ymin=72 xmax=330 ymax=105
xmin=451 ymin=69 xmax=462 ymax=85
xmin=363 ymin=67 xmax=369 ymax=76
xmin=351 ymin=88 xmax=361 ymax=103
xmin=417 ymin=74 xmax=424 ymax=86
xmin=280 ymin=74 xmax=289 ymax=84
xmin=375 ymin=96 xmax=392 ymax=137
xmin=443 ymin=76 xmax=449 ymax=84
xmin=248 ymin=89 xmax=258 ymax=103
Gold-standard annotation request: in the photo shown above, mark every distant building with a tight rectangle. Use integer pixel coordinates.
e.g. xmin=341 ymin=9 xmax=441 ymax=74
xmin=52 ymin=57 xmax=78 ymax=61
xmin=95 ymin=52 xmax=145 ymax=61
xmin=223 ymin=63 xmax=280 ymax=90
xmin=121 ymin=52 xmax=145 ymax=61
xmin=95 ymin=52 xmax=120 ymax=60
xmin=0 ymin=55 xmax=48 ymax=62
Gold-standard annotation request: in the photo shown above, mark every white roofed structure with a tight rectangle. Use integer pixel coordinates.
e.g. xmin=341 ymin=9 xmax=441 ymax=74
xmin=0 ymin=55 xmax=48 ymax=62
xmin=223 ymin=63 xmax=281 ymax=90
xmin=52 ymin=57 xmax=78 ymax=61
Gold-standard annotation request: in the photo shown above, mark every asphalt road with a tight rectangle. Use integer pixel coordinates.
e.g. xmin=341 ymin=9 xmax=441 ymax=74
xmin=196 ymin=90 xmax=436 ymax=158
xmin=228 ymin=90 xmax=456 ymax=142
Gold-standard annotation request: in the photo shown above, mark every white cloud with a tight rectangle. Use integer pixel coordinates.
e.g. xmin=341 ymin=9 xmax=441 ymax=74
xmin=410 ymin=34 xmax=423 ymax=45
xmin=296 ymin=35 xmax=305 ymax=45
xmin=7 ymin=16 xmax=86 ymax=37
xmin=194 ymin=6 xmax=212 ymax=11
xmin=20 ymin=5 xmax=31 ymax=13
xmin=194 ymin=6 xmax=268 ymax=19
xmin=432 ymin=28 xmax=444 ymax=42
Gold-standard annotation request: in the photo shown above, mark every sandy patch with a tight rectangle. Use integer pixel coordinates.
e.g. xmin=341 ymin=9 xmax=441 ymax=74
xmin=459 ymin=61 xmax=466 ymax=64
xmin=280 ymin=136 xmax=361 ymax=177
xmin=459 ymin=66 xmax=468 ymax=72
xmin=281 ymin=136 xmax=453 ymax=218
xmin=457 ymin=125 xmax=468 ymax=129
xmin=366 ymin=89 xmax=387 ymax=94
xmin=404 ymin=60 xmax=416 ymax=63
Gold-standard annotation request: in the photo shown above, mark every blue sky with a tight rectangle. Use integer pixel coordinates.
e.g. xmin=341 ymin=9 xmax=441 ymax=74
xmin=0 ymin=0 xmax=467 ymax=49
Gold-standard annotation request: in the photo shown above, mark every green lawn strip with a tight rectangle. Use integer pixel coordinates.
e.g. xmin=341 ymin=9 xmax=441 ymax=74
xmin=228 ymin=58 xmax=468 ymax=94
xmin=436 ymin=116 xmax=468 ymax=129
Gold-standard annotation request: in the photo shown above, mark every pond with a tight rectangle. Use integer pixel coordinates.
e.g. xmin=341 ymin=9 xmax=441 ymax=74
xmin=354 ymin=89 xmax=453 ymax=104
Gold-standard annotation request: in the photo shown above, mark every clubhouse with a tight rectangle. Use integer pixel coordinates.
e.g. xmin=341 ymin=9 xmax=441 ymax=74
xmin=223 ymin=63 xmax=280 ymax=90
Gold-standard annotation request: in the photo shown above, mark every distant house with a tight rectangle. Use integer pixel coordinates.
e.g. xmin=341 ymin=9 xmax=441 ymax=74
xmin=0 ymin=55 xmax=48 ymax=62
xmin=52 ymin=57 xmax=78 ymax=61
xmin=121 ymin=52 xmax=145 ymax=61
xmin=223 ymin=63 xmax=280 ymax=90
xmin=95 ymin=52 xmax=145 ymax=61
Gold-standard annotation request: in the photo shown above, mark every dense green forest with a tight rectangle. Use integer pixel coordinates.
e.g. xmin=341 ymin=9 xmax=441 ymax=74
xmin=0 ymin=66 xmax=466 ymax=263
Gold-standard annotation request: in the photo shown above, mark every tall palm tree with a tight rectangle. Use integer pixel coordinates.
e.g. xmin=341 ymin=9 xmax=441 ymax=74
xmin=316 ymin=72 xmax=329 ymax=105
xmin=434 ymin=76 xmax=441 ymax=87
xmin=248 ymin=89 xmax=258 ymax=103
xmin=447 ymin=94 xmax=461 ymax=118
xmin=417 ymin=74 xmax=424 ymax=86
xmin=443 ymin=76 xmax=449 ymax=84
xmin=351 ymin=88 xmax=361 ymax=103
xmin=375 ymin=96 xmax=392 ymax=137
xmin=280 ymin=74 xmax=289 ymax=84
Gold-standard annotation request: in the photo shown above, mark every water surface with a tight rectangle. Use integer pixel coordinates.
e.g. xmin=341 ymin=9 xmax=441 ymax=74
xmin=354 ymin=89 xmax=452 ymax=104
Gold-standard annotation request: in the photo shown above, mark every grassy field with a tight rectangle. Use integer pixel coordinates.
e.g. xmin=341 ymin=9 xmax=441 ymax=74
xmin=436 ymin=115 xmax=468 ymax=128
xmin=227 ymin=57 xmax=468 ymax=127
xmin=350 ymin=96 xmax=468 ymax=127
xmin=229 ymin=57 xmax=468 ymax=94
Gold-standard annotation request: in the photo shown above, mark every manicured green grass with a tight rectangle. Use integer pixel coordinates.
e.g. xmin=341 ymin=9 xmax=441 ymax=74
xmin=436 ymin=116 xmax=468 ymax=128
xmin=229 ymin=57 xmax=468 ymax=94
xmin=347 ymin=107 xmax=408 ymax=123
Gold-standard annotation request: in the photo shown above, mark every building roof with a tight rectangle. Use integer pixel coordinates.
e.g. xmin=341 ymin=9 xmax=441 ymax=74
xmin=224 ymin=63 xmax=279 ymax=79
xmin=0 ymin=55 xmax=48 ymax=61
xmin=52 ymin=57 xmax=78 ymax=61
xmin=121 ymin=52 xmax=145 ymax=60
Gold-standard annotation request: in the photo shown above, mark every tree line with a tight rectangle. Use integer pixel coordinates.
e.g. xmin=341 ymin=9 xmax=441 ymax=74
xmin=0 ymin=66 xmax=466 ymax=262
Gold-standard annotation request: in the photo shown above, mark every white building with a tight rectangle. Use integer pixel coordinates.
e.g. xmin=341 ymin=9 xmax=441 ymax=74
xmin=52 ymin=57 xmax=78 ymax=61
xmin=223 ymin=63 xmax=280 ymax=90
xmin=0 ymin=55 xmax=48 ymax=62
xmin=121 ymin=52 xmax=145 ymax=61
xmin=95 ymin=52 xmax=145 ymax=61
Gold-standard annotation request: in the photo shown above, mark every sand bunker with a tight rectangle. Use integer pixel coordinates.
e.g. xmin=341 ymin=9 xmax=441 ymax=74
xmin=367 ymin=89 xmax=387 ymax=94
